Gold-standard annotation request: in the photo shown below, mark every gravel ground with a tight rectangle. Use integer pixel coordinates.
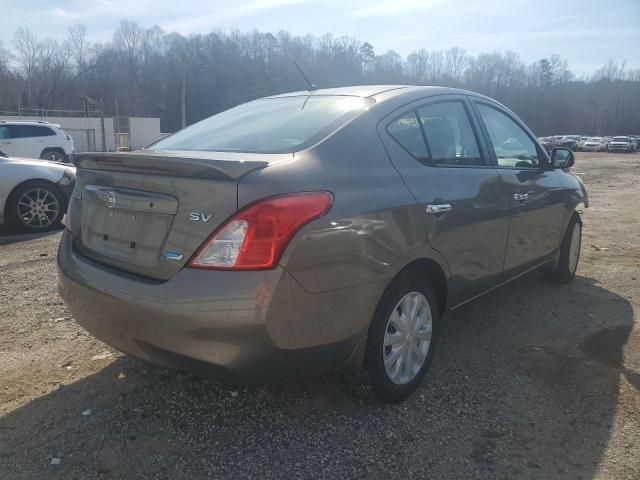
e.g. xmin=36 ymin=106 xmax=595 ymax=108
xmin=1 ymin=152 xmax=639 ymax=479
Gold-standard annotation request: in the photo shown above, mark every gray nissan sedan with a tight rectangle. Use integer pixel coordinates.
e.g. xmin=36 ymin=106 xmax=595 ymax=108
xmin=58 ymin=86 xmax=588 ymax=403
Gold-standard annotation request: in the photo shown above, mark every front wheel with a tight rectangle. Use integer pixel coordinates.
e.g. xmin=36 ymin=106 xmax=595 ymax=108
xmin=545 ymin=215 xmax=582 ymax=284
xmin=352 ymin=273 xmax=440 ymax=403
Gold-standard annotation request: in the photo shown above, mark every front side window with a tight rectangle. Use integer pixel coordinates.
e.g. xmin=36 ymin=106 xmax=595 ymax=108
xmin=476 ymin=104 xmax=540 ymax=169
xmin=417 ymin=102 xmax=482 ymax=166
xmin=387 ymin=112 xmax=428 ymax=160
xmin=0 ymin=126 xmax=10 ymax=140
xmin=151 ymin=95 xmax=374 ymax=154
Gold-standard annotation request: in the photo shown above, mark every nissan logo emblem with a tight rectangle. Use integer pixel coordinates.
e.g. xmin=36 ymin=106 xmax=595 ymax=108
xmin=106 ymin=191 xmax=117 ymax=209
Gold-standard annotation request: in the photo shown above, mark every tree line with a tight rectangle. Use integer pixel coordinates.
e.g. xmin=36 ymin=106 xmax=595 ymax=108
xmin=1 ymin=21 xmax=639 ymax=136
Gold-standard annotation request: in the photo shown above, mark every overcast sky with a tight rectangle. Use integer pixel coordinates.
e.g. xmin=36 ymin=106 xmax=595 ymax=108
xmin=3 ymin=0 xmax=639 ymax=76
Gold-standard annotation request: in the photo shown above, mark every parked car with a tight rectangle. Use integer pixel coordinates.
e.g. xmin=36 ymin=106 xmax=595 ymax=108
xmin=537 ymin=137 xmax=555 ymax=153
xmin=0 ymin=155 xmax=75 ymax=231
xmin=58 ymin=86 xmax=587 ymax=403
xmin=0 ymin=121 xmax=74 ymax=162
xmin=558 ymin=136 xmax=579 ymax=150
xmin=607 ymin=136 xmax=635 ymax=153
xmin=582 ymin=137 xmax=605 ymax=152
xmin=576 ymin=136 xmax=589 ymax=150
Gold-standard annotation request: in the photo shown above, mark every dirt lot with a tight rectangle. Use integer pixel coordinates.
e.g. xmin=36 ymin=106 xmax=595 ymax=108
xmin=1 ymin=152 xmax=639 ymax=479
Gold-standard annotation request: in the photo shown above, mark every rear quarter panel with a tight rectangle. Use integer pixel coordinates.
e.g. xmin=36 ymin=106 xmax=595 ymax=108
xmin=237 ymin=110 xmax=450 ymax=295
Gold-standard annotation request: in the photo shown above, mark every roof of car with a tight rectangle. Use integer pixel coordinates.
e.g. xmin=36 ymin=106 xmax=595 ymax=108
xmin=0 ymin=120 xmax=58 ymax=127
xmin=267 ymin=85 xmax=407 ymax=98
xmin=267 ymin=85 xmax=482 ymax=100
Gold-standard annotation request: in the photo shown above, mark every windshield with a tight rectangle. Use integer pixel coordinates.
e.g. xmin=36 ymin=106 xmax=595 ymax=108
xmin=588 ymin=137 xmax=602 ymax=141
xmin=150 ymin=95 xmax=374 ymax=154
xmin=612 ymin=136 xmax=628 ymax=141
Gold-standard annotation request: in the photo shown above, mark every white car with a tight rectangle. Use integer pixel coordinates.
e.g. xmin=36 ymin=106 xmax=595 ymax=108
xmin=0 ymin=154 xmax=75 ymax=231
xmin=582 ymin=137 xmax=605 ymax=152
xmin=607 ymin=136 xmax=635 ymax=153
xmin=0 ymin=121 xmax=74 ymax=162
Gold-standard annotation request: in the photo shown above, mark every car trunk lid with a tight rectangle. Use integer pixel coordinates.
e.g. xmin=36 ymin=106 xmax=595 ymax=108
xmin=68 ymin=150 xmax=288 ymax=280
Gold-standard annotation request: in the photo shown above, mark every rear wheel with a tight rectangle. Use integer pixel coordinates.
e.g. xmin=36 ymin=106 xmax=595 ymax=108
xmin=352 ymin=272 xmax=440 ymax=403
xmin=41 ymin=149 xmax=67 ymax=162
xmin=545 ymin=214 xmax=582 ymax=284
xmin=6 ymin=181 xmax=65 ymax=232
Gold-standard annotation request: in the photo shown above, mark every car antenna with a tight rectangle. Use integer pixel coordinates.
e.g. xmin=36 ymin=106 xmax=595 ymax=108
xmin=293 ymin=60 xmax=318 ymax=91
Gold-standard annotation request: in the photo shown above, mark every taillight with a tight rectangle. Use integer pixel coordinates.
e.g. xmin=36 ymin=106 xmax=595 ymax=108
xmin=188 ymin=191 xmax=333 ymax=270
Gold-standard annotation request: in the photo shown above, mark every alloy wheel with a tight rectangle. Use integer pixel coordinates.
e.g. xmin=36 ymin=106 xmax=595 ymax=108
xmin=45 ymin=151 xmax=64 ymax=162
xmin=16 ymin=187 xmax=60 ymax=229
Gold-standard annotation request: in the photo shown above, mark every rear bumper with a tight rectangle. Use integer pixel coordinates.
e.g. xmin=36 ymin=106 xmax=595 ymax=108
xmin=57 ymin=231 xmax=378 ymax=384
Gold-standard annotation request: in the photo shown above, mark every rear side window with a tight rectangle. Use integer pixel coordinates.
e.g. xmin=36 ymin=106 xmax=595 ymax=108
xmin=151 ymin=95 xmax=374 ymax=154
xmin=10 ymin=125 xmax=56 ymax=138
xmin=476 ymin=104 xmax=540 ymax=168
xmin=417 ymin=102 xmax=482 ymax=166
xmin=38 ymin=126 xmax=56 ymax=137
xmin=387 ymin=112 xmax=428 ymax=160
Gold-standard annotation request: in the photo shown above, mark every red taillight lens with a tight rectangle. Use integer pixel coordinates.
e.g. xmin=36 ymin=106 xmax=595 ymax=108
xmin=188 ymin=191 xmax=333 ymax=270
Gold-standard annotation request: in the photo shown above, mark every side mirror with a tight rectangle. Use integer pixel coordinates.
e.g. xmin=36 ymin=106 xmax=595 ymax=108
xmin=550 ymin=147 xmax=574 ymax=169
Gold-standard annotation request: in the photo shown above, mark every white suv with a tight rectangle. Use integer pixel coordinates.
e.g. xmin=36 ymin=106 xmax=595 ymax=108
xmin=0 ymin=121 xmax=74 ymax=162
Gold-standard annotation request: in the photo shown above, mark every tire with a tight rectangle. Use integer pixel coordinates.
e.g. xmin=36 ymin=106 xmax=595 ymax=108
xmin=41 ymin=149 xmax=67 ymax=163
xmin=351 ymin=272 xmax=440 ymax=403
xmin=545 ymin=214 xmax=582 ymax=284
xmin=6 ymin=180 xmax=66 ymax=232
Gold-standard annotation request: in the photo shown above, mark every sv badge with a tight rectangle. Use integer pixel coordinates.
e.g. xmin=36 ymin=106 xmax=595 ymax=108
xmin=189 ymin=212 xmax=212 ymax=222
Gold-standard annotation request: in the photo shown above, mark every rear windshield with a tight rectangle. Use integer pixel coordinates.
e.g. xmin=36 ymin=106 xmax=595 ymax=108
xmin=150 ymin=95 xmax=374 ymax=154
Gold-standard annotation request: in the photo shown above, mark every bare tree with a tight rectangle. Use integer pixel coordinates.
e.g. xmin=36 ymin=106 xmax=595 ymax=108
xmin=1 ymin=23 xmax=638 ymax=135
xmin=444 ymin=47 xmax=469 ymax=84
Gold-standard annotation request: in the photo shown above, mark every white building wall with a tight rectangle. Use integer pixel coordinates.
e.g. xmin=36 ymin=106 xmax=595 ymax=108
xmin=129 ymin=117 xmax=162 ymax=149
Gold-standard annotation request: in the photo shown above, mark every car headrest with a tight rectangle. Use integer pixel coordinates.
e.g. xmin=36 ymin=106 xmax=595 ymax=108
xmin=422 ymin=117 xmax=455 ymax=162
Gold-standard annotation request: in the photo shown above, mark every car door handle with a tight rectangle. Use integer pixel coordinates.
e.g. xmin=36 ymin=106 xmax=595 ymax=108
xmin=514 ymin=193 xmax=529 ymax=201
xmin=426 ymin=204 xmax=452 ymax=215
